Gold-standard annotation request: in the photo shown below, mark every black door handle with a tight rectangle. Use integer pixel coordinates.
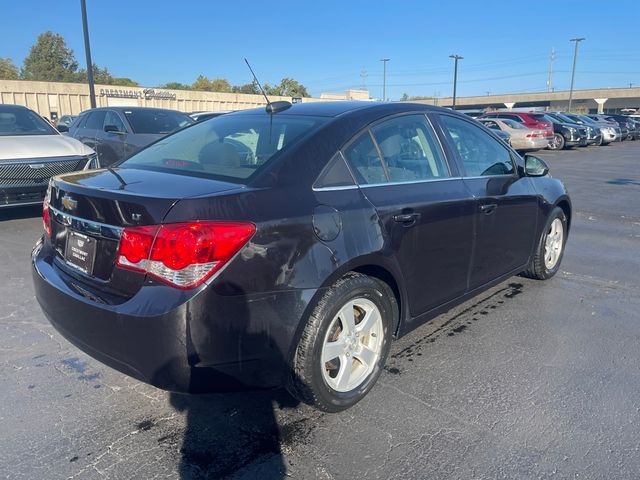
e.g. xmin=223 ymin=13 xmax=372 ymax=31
xmin=393 ymin=212 xmax=421 ymax=224
xmin=479 ymin=203 xmax=498 ymax=215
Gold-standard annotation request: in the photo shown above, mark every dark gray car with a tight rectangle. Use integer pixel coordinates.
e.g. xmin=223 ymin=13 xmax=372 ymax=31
xmin=68 ymin=107 xmax=193 ymax=167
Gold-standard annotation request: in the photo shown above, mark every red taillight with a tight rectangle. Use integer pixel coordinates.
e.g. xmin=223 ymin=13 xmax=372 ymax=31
xmin=116 ymin=221 xmax=256 ymax=289
xmin=42 ymin=195 xmax=51 ymax=236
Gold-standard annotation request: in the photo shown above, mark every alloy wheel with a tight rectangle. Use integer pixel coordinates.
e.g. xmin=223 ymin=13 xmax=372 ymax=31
xmin=544 ymin=218 xmax=564 ymax=269
xmin=321 ymin=298 xmax=384 ymax=392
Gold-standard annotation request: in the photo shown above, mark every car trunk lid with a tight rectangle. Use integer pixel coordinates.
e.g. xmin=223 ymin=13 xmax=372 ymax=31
xmin=47 ymin=167 xmax=244 ymax=297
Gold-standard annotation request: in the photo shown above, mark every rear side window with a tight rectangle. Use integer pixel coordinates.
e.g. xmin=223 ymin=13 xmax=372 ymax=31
xmin=480 ymin=120 xmax=500 ymax=130
xmin=371 ymin=115 xmax=449 ymax=182
xmin=343 ymin=132 xmax=387 ymax=184
xmin=439 ymin=115 xmax=515 ymax=177
xmin=104 ymin=111 xmax=127 ymax=133
xmin=84 ymin=111 xmax=106 ymax=130
xmin=314 ymin=152 xmax=355 ymax=189
xmin=121 ymin=114 xmax=325 ymax=182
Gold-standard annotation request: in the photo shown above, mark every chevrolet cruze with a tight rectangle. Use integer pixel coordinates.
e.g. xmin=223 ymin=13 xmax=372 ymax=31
xmin=32 ymin=101 xmax=571 ymax=412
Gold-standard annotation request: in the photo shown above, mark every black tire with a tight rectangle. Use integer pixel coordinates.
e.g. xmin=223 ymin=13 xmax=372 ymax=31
xmin=548 ymin=133 xmax=565 ymax=150
xmin=596 ymin=135 xmax=603 ymax=146
xmin=522 ymin=207 xmax=568 ymax=280
xmin=287 ymin=272 xmax=395 ymax=412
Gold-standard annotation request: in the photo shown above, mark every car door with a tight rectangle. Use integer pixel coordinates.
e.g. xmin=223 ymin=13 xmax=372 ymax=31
xmin=76 ymin=111 xmax=105 ymax=153
xmin=436 ymin=113 xmax=538 ymax=290
xmin=342 ymin=113 xmax=475 ymax=318
xmin=96 ymin=110 xmax=128 ymax=166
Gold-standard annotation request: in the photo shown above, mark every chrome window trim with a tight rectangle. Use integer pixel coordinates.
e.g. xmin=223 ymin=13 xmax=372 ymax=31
xmin=49 ymin=206 xmax=123 ymax=240
xmin=313 ymin=176 xmax=465 ymax=192
xmin=312 ymin=184 xmax=359 ymax=192
xmin=360 ymin=176 xmax=463 ymax=188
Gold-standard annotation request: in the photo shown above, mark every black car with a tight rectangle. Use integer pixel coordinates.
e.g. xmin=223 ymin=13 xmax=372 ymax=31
xmin=66 ymin=107 xmax=193 ymax=167
xmin=32 ymin=101 xmax=571 ymax=412
xmin=607 ymin=114 xmax=638 ymax=140
xmin=531 ymin=112 xmax=586 ymax=150
xmin=554 ymin=112 xmax=603 ymax=146
xmin=56 ymin=115 xmax=77 ymax=130
xmin=190 ymin=111 xmax=231 ymax=122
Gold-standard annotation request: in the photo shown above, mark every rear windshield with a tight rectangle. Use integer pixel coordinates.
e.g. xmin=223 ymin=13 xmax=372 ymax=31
xmin=502 ymin=119 xmax=525 ymax=129
xmin=123 ymin=109 xmax=193 ymax=134
xmin=0 ymin=108 xmax=57 ymax=136
xmin=120 ymin=113 xmax=325 ymax=182
xmin=528 ymin=113 xmax=548 ymax=122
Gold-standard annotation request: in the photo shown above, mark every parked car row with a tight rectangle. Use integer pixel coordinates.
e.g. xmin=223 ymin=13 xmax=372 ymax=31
xmin=0 ymin=104 xmax=194 ymax=208
xmin=469 ymin=109 xmax=640 ymax=152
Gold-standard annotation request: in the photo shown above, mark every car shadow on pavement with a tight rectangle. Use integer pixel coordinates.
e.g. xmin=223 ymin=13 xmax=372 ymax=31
xmin=169 ymin=387 xmax=299 ymax=479
xmin=0 ymin=204 xmax=41 ymax=221
xmin=157 ymin=281 xmax=307 ymax=479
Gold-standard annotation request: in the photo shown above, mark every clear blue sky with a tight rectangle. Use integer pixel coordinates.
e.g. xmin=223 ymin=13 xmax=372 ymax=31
xmin=3 ymin=0 xmax=640 ymax=100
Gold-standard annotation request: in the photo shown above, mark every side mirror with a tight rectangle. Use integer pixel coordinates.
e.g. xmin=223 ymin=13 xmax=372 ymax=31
xmin=524 ymin=154 xmax=549 ymax=177
xmin=104 ymin=124 xmax=125 ymax=134
xmin=57 ymin=124 xmax=69 ymax=133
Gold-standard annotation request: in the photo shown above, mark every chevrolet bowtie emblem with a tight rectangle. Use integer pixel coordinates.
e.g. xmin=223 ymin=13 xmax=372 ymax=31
xmin=61 ymin=194 xmax=78 ymax=211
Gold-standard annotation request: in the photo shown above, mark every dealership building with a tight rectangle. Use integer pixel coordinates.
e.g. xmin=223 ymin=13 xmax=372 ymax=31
xmin=0 ymin=79 xmax=370 ymax=120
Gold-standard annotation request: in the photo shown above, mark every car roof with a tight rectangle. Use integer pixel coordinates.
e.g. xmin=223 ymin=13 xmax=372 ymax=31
xmin=0 ymin=104 xmax=32 ymax=112
xmin=78 ymin=107 xmax=189 ymax=115
xmin=233 ymin=101 xmax=443 ymax=118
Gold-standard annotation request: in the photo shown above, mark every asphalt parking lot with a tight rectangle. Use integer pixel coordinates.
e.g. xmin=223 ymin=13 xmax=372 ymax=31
xmin=1 ymin=141 xmax=639 ymax=480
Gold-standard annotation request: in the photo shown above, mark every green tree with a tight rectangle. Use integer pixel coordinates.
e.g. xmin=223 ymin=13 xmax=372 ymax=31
xmin=191 ymin=75 xmax=212 ymax=91
xmin=0 ymin=58 xmax=19 ymax=80
xmin=74 ymin=64 xmax=138 ymax=86
xmin=264 ymin=78 xmax=309 ymax=97
xmin=209 ymin=78 xmax=232 ymax=93
xmin=232 ymin=82 xmax=260 ymax=94
xmin=21 ymin=31 xmax=79 ymax=82
xmin=400 ymin=93 xmax=409 ymax=101
xmin=160 ymin=82 xmax=191 ymax=90
xmin=111 ymin=77 xmax=138 ymax=87
xmin=191 ymin=75 xmax=232 ymax=92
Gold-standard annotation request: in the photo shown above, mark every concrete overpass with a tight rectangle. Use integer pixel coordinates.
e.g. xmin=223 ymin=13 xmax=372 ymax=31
xmin=412 ymin=87 xmax=640 ymax=114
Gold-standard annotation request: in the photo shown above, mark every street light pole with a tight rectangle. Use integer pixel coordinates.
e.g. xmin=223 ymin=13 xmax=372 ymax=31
xmin=380 ymin=58 xmax=390 ymax=101
xmin=449 ymin=54 xmax=463 ymax=109
xmin=567 ymin=37 xmax=585 ymax=112
xmin=81 ymin=0 xmax=96 ymax=108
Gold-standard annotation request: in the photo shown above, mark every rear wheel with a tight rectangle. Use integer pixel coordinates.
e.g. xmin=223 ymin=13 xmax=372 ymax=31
xmin=522 ymin=207 xmax=567 ymax=280
xmin=548 ymin=133 xmax=565 ymax=150
xmin=287 ymin=273 xmax=395 ymax=412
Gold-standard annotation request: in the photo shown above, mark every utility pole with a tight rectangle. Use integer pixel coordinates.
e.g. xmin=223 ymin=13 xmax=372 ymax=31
xmin=547 ymin=47 xmax=555 ymax=93
xmin=629 ymin=83 xmax=634 ymax=89
xmin=449 ymin=54 xmax=463 ymax=109
xmin=80 ymin=0 xmax=96 ymax=108
xmin=568 ymin=37 xmax=585 ymax=112
xmin=360 ymin=69 xmax=368 ymax=91
xmin=380 ymin=59 xmax=390 ymax=101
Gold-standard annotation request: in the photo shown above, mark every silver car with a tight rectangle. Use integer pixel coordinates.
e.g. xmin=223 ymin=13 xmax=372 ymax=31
xmin=0 ymin=104 xmax=95 ymax=208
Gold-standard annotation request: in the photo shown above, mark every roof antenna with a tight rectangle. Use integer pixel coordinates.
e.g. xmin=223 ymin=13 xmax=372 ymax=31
xmin=244 ymin=58 xmax=292 ymax=114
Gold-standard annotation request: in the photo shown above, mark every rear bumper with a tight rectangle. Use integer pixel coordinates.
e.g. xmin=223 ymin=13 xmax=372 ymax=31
xmin=32 ymin=238 xmax=318 ymax=392
xmin=513 ymin=138 xmax=548 ymax=151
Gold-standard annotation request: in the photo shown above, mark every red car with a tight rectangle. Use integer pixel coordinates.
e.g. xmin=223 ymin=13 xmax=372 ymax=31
xmin=480 ymin=112 xmax=554 ymax=140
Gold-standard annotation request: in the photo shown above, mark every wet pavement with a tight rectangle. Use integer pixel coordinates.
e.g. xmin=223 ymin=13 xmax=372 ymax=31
xmin=1 ymin=141 xmax=639 ymax=479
